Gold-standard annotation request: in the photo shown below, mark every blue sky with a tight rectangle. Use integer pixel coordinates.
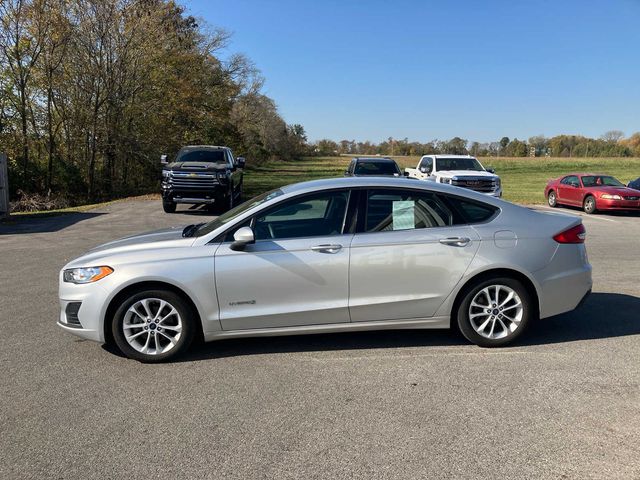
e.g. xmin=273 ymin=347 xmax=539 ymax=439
xmin=186 ymin=0 xmax=640 ymax=143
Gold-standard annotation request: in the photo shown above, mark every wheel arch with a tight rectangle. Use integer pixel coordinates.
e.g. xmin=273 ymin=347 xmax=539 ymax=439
xmin=103 ymin=280 xmax=204 ymax=345
xmin=449 ymin=268 xmax=540 ymax=327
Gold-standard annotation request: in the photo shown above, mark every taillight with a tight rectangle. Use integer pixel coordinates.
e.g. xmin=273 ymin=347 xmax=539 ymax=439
xmin=553 ymin=224 xmax=586 ymax=244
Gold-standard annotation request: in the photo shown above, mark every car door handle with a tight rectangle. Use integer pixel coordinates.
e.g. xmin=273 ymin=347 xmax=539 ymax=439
xmin=439 ymin=237 xmax=471 ymax=247
xmin=311 ymin=244 xmax=343 ymax=254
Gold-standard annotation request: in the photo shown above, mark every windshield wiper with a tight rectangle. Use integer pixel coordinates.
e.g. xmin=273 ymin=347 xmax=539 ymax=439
xmin=182 ymin=223 xmax=205 ymax=238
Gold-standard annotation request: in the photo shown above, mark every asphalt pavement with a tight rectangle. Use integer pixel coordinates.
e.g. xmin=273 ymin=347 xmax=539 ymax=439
xmin=1 ymin=199 xmax=639 ymax=479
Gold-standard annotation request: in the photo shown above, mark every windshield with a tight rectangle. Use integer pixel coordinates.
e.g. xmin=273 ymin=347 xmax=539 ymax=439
xmin=436 ymin=157 xmax=484 ymax=172
xmin=176 ymin=149 xmax=227 ymax=163
xmin=193 ymin=189 xmax=284 ymax=237
xmin=355 ymin=161 xmax=401 ymax=176
xmin=581 ymin=175 xmax=624 ymax=187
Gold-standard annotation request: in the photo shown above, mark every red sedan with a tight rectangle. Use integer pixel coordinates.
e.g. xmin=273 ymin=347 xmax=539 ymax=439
xmin=545 ymin=173 xmax=640 ymax=214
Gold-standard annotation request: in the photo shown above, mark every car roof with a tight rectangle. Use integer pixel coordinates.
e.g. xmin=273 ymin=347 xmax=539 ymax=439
xmin=563 ymin=173 xmax=609 ymax=177
xmin=279 ymin=176 xmax=503 ymax=204
xmin=180 ymin=145 xmax=228 ymax=151
xmin=353 ymin=157 xmax=397 ymax=162
xmin=424 ymin=154 xmax=476 ymax=159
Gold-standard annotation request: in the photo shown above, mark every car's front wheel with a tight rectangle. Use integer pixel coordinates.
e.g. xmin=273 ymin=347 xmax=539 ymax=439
xmin=112 ymin=290 xmax=196 ymax=362
xmin=547 ymin=190 xmax=557 ymax=207
xmin=457 ymin=277 xmax=533 ymax=347
xmin=162 ymin=200 xmax=176 ymax=213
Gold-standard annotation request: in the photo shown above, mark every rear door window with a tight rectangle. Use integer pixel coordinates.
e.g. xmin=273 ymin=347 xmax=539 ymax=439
xmin=365 ymin=189 xmax=460 ymax=232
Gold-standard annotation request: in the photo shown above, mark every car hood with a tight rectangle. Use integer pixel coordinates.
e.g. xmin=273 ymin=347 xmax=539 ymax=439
xmin=437 ymin=170 xmax=497 ymax=178
xmin=164 ymin=161 xmax=227 ymax=172
xmin=88 ymin=226 xmax=189 ymax=253
xmin=589 ymin=186 xmax=638 ymax=196
xmin=64 ymin=226 xmax=194 ymax=269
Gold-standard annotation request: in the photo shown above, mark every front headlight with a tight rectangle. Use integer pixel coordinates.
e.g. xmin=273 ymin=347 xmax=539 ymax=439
xmin=63 ymin=266 xmax=113 ymax=284
xmin=162 ymin=170 xmax=171 ymax=179
xmin=601 ymin=194 xmax=622 ymax=200
xmin=440 ymin=177 xmax=452 ymax=184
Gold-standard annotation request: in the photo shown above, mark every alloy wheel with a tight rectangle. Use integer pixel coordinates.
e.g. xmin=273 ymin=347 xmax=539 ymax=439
xmin=468 ymin=285 xmax=524 ymax=340
xmin=122 ymin=298 xmax=183 ymax=355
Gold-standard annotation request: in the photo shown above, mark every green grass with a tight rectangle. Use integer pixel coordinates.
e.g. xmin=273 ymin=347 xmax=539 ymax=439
xmin=245 ymin=156 xmax=640 ymax=205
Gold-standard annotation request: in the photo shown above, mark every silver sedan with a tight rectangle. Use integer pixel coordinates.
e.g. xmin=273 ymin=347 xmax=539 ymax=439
xmin=58 ymin=177 xmax=592 ymax=362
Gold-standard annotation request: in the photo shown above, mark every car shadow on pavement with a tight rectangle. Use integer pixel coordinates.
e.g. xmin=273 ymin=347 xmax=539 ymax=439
xmin=171 ymin=293 xmax=639 ymax=362
xmin=520 ymin=292 xmax=640 ymax=346
xmin=0 ymin=212 xmax=105 ymax=235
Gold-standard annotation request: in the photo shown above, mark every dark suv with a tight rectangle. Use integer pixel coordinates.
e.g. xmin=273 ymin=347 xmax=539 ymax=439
xmin=161 ymin=145 xmax=244 ymax=213
xmin=344 ymin=157 xmax=403 ymax=177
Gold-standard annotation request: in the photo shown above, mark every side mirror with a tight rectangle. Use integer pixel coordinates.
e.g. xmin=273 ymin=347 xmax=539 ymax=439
xmin=486 ymin=167 xmax=495 ymax=174
xmin=403 ymin=171 xmax=410 ymax=177
xmin=344 ymin=170 xmax=350 ymax=176
xmin=160 ymin=154 xmax=168 ymax=164
xmin=236 ymin=157 xmax=246 ymax=168
xmin=230 ymin=226 xmax=255 ymax=251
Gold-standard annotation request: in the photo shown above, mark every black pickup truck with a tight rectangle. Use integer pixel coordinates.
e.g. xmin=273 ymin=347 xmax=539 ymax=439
xmin=161 ymin=145 xmax=245 ymax=213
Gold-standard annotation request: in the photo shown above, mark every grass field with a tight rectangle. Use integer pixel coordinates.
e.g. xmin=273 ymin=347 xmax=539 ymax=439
xmin=245 ymin=156 xmax=640 ymax=204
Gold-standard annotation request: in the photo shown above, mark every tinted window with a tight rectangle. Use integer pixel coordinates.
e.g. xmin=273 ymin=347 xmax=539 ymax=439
xmin=365 ymin=189 xmax=458 ymax=232
xmin=419 ymin=157 xmax=433 ymax=171
xmin=354 ymin=161 xmax=400 ymax=176
xmin=581 ymin=175 xmax=624 ymax=187
xmin=561 ymin=175 xmax=580 ymax=186
xmin=254 ymin=191 xmax=349 ymax=240
xmin=446 ymin=196 xmax=497 ymax=223
xmin=176 ymin=149 xmax=227 ymax=163
xmin=435 ymin=157 xmax=484 ymax=172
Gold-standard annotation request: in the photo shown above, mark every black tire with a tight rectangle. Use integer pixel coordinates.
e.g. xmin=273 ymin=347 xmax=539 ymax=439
xmin=162 ymin=200 xmax=176 ymax=213
xmin=456 ymin=277 xmax=533 ymax=347
xmin=214 ymin=188 xmax=233 ymax=214
xmin=583 ymin=195 xmax=597 ymax=214
xmin=112 ymin=289 xmax=196 ymax=363
xmin=547 ymin=190 xmax=557 ymax=208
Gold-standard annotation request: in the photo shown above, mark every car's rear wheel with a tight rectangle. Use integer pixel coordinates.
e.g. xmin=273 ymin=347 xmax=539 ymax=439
xmin=457 ymin=277 xmax=532 ymax=347
xmin=547 ymin=190 xmax=557 ymax=207
xmin=162 ymin=200 xmax=176 ymax=213
xmin=583 ymin=195 xmax=597 ymax=214
xmin=112 ymin=290 xmax=196 ymax=362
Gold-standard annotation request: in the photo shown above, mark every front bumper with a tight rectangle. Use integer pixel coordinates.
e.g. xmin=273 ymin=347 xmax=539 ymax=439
xmin=596 ymin=198 xmax=640 ymax=211
xmin=161 ymin=184 xmax=227 ymax=204
xmin=58 ymin=277 xmax=110 ymax=343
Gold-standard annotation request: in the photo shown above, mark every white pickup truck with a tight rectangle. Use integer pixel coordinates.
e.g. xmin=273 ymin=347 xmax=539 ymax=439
xmin=405 ymin=154 xmax=502 ymax=197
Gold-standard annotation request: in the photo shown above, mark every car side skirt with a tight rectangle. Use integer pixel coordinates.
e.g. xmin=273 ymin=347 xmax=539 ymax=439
xmin=203 ymin=316 xmax=450 ymax=342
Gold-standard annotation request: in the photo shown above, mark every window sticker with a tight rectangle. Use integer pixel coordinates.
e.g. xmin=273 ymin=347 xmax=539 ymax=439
xmin=392 ymin=200 xmax=414 ymax=230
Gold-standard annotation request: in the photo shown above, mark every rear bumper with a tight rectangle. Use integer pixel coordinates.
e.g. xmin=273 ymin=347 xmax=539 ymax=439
xmin=535 ymin=245 xmax=593 ymax=319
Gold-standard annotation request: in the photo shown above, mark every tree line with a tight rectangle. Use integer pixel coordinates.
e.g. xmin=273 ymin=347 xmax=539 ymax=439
xmin=313 ymin=131 xmax=640 ymax=158
xmin=0 ymin=0 xmax=307 ymax=203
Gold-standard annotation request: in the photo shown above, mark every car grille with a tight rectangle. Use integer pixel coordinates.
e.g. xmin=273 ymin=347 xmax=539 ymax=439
xmin=65 ymin=302 xmax=82 ymax=328
xmin=170 ymin=172 xmax=218 ymax=189
xmin=451 ymin=178 xmax=497 ymax=193
xmin=624 ymin=196 xmax=639 ymax=201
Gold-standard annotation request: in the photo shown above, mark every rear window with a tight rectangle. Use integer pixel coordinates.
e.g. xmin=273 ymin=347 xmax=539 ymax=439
xmin=355 ymin=161 xmax=400 ymax=176
xmin=447 ymin=196 xmax=498 ymax=223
